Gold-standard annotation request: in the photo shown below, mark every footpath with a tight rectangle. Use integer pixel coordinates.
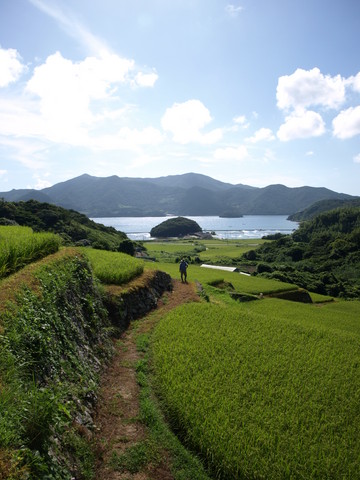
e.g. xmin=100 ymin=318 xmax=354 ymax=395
xmin=94 ymin=279 xmax=200 ymax=480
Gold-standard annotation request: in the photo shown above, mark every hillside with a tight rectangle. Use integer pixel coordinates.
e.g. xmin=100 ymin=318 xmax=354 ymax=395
xmin=0 ymin=199 xmax=128 ymax=250
xmin=288 ymin=197 xmax=360 ymax=221
xmin=0 ymin=173 xmax=356 ymax=217
xmin=244 ymin=206 xmax=360 ymax=298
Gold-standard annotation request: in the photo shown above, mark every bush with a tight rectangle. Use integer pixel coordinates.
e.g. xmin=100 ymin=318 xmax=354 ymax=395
xmin=118 ymin=239 xmax=135 ymax=256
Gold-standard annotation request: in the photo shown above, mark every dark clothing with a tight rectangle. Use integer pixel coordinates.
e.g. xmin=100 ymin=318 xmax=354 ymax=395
xmin=179 ymin=260 xmax=188 ymax=282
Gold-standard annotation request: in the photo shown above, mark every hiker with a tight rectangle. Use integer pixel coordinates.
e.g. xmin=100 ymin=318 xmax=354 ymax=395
xmin=179 ymin=258 xmax=188 ymax=283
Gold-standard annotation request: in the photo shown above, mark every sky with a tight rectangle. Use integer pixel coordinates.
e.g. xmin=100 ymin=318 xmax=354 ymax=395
xmin=0 ymin=0 xmax=360 ymax=195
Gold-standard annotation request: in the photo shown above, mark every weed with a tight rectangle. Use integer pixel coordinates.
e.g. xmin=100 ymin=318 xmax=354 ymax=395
xmin=109 ymin=440 xmax=160 ymax=474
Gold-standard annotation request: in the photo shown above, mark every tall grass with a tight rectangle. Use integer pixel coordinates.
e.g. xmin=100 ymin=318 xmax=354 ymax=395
xmin=151 ymin=300 xmax=360 ymax=479
xmin=0 ymin=226 xmax=61 ymax=279
xmin=80 ymin=247 xmax=144 ymax=285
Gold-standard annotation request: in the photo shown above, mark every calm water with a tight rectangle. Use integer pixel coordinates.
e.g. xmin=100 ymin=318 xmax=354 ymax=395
xmin=92 ymin=215 xmax=298 ymax=241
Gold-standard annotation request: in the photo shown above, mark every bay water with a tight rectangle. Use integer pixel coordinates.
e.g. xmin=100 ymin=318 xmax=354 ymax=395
xmin=92 ymin=215 xmax=299 ymax=241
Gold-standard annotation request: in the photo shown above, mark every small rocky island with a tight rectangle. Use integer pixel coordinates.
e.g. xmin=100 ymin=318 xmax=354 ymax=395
xmin=150 ymin=216 xmax=204 ymax=238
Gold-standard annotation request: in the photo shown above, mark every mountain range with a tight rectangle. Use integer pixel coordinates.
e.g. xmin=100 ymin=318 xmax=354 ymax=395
xmin=0 ymin=173 xmax=357 ymax=217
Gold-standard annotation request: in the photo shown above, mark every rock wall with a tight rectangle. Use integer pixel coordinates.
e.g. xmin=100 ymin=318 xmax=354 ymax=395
xmin=103 ymin=270 xmax=173 ymax=332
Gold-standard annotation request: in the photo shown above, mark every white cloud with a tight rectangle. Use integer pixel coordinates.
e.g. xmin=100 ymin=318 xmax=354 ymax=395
xmin=161 ymin=100 xmax=223 ymax=144
xmin=277 ymin=67 xmax=346 ymax=111
xmin=354 ymin=153 xmax=360 ymax=163
xmin=0 ymin=50 xmax=160 ymax=153
xmin=246 ymin=128 xmax=275 ymax=143
xmin=232 ymin=114 xmax=249 ymax=129
xmin=347 ymin=72 xmax=360 ymax=93
xmin=32 ymin=173 xmax=52 ymax=189
xmin=225 ymin=4 xmax=244 ymax=17
xmin=0 ymin=170 xmax=7 ymax=176
xmin=233 ymin=115 xmax=247 ymax=124
xmin=277 ymin=110 xmax=326 ymax=141
xmin=0 ymin=50 xmax=160 ymax=149
xmin=0 ymin=47 xmax=26 ymax=87
xmin=134 ymin=71 xmax=158 ymax=87
xmin=332 ymin=106 xmax=360 ymax=139
xmin=213 ymin=145 xmax=249 ymax=161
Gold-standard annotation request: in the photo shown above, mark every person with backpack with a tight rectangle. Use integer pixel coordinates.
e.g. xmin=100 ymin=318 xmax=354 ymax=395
xmin=179 ymin=258 xmax=189 ymax=283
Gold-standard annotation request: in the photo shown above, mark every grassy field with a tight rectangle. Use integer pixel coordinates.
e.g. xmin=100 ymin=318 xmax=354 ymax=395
xmin=0 ymin=225 xmax=61 ymax=279
xmin=151 ymin=299 xmax=360 ymax=479
xmin=146 ymin=261 xmax=297 ymax=295
xmin=79 ymin=247 xmax=144 ymax=285
xmin=144 ymin=238 xmax=266 ymax=264
xmin=143 ymin=237 xmax=360 ymax=479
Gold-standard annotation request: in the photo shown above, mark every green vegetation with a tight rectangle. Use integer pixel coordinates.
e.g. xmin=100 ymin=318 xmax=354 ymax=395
xmin=288 ymin=197 xmax=360 ymax=221
xmin=132 ymin=325 xmax=213 ymax=480
xmin=145 ymin=238 xmax=266 ymax=265
xmin=151 ymin=300 xmax=360 ymax=480
xmin=0 ymin=249 xmax=112 ymax=478
xmin=0 ymin=225 xmax=61 ymax=279
xmin=80 ymin=247 xmax=144 ymax=285
xmin=150 ymin=216 xmax=202 ymax=238
xmin=247 ymin=206 xmax=360 ymax=297
xmin=146 ymin=261 xmax=296 ymax=296
xmin=1 ymin=199 xmax=359 ymax=480
xmin=0 ymin=199 xmax=127 ymax=249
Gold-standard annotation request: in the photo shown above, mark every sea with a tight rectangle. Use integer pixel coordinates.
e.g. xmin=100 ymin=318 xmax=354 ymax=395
xmin=91 ymin=215 xmax=299 ymax=241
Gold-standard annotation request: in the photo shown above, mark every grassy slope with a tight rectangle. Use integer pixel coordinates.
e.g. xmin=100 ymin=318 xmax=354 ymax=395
xmin=0 ymin=248 xmax=113 ymax=479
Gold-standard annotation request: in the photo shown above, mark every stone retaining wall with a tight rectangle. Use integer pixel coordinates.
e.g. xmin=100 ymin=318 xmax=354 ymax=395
xmin=103 ymin=270 xmax=173 ymax=332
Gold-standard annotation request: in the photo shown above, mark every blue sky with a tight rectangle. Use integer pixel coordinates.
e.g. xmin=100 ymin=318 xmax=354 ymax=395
xmin=0 ymin=0 xmax=359 ymax=195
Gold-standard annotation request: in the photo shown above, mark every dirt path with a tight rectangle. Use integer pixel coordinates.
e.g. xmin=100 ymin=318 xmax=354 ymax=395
xmin=94 ymin=279 xmax=200 ymax=480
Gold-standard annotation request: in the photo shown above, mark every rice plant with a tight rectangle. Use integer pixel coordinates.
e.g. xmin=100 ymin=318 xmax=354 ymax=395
xmin=79 ymin=247 xmax=144 ymax=285
xmin=0 ymin=226 xmax=61 ymax=279
xmin=151 ymin=300 xmax=360 ymax=479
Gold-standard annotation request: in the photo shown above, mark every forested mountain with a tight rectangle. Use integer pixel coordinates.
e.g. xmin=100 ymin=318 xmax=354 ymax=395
xmin=244 ymin=206 xmax=360 ymax=298
xmin=0 ymin=173 xmax=356 ymax=217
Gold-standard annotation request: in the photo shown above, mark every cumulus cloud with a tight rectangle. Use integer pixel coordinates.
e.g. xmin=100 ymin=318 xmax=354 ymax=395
xmin=0 ymin=48 xmax=160 ymax=153
xmin=246 ymin=128 xmax=275 ymax=143
xmin=22 ymin=52 xmax=136 ymax=144
xmin=161 ymin=100 xmax=223 ymax=144
xmin=277 ymin=110 xmax=326 ymax=141
xmin=0 ymin=47 xmax=26 ymax=87
xmin=277 ymin=67 xmax=346 ymax=111
xmin=332 ymin=106 xmax=360 ymax=139
xmin=354 ymin=153 xmax=360 ymax=163
xmin=213 ymin=145 xmax=248 ymax=161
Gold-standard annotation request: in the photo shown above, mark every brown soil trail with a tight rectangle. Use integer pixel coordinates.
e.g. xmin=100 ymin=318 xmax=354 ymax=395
xmin=94 ymin=279 xmax=200 ymax=480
